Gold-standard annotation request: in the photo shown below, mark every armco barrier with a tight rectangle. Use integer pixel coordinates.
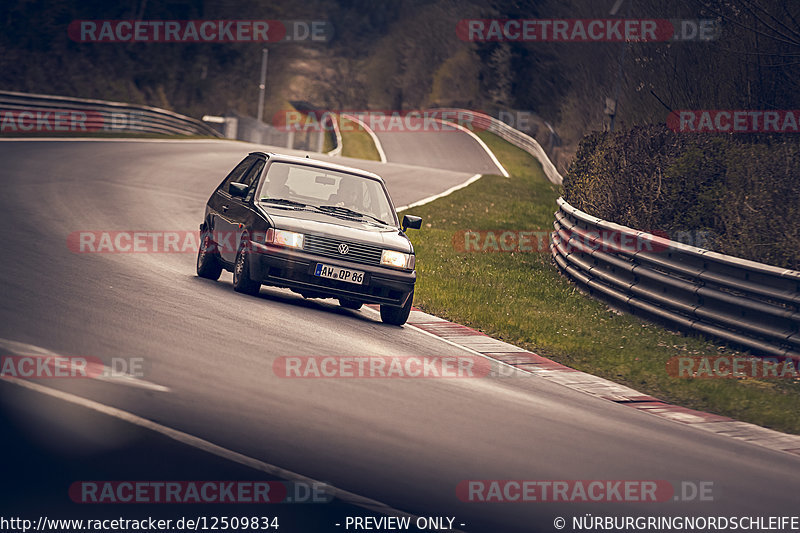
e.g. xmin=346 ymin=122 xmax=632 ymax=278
xmin=551 ymin=197 xmax=800 ymax=360
xmin=431 ymin=108 xmax=562 ymax=185
xmin=0 ymin=90 xmax=222 ymax=137
xmin=230 ymin=111 xmax=291 ymax=147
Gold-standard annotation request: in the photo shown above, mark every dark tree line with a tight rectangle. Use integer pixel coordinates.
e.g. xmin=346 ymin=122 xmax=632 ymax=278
xmin=2 ymin=0 xmax=798 ymax=152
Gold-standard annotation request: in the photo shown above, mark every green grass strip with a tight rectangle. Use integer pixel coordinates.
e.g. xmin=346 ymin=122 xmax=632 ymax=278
xmin=338 ymin=116 xmax=381 ymax=161
xmin=406 ymin=130 xmax=800 ymax=435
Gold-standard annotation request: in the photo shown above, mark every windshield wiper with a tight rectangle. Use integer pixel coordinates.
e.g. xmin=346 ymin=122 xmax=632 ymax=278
xmin=260 ymin=198 xmax=308 ymax=208
xmin=315 ymin=205 xmax=389 ymax=226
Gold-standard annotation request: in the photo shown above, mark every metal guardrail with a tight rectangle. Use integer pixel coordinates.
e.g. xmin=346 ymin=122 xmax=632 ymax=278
xmin=0 ymin=90 xmax=222 ymax=137
xmin=551 ymin=197 xmax=800 ymax=360
xmin=432 ymin=108 xmax=562 ymax=185
xmin=229 ymin=111 xmax=292 ymax=147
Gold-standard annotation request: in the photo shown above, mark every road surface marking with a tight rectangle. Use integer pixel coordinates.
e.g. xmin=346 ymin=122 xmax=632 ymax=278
xmin=340 ymin=113 xmax=388 ymax=163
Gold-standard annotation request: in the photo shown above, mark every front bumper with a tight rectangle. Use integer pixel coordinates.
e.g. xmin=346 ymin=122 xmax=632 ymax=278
xmin=246 ymin=242 xmax=415 ymax=306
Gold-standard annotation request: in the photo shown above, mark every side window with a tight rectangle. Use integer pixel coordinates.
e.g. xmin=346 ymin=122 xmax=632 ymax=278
xmin=241 ymin=160 xmax=266 ymax=201
xmin=216 ymin=156 xmax=256 ymax=194
xmin=241 ymin=159 xmax=265 ymax=188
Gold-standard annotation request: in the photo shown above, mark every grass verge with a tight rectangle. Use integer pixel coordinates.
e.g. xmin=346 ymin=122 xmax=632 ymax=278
xmin=406 ymin=130 xmax=800 ymax=435
xmin=338 ymin=116 xmax=381 ymax=161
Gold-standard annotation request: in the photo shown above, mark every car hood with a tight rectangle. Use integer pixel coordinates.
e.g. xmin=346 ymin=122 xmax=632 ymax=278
xmin=258 ymin=205 xmax=412 ymax=252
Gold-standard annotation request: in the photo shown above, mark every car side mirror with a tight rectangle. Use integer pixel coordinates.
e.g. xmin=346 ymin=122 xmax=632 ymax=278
xmin=229 ymin=182 xmax=248 ymax=198
xmin=402 ymin=215 xmax=422 ymax=232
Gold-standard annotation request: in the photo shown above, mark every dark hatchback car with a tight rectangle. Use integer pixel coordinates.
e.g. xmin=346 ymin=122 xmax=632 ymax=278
xmin=197 ymin=152 xmax=423 ymax=325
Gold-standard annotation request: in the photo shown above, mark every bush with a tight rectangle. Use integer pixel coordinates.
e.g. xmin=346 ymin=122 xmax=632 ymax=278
xmin=563 ymin=126 xmax=800 ymax=270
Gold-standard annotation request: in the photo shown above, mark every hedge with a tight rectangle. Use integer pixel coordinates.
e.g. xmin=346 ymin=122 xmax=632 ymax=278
xmin=562 ymin=126 xmax=800 ymax=270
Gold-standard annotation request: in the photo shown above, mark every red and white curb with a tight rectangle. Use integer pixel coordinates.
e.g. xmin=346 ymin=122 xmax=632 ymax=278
xmin=368 ymin=306 xmax=800 ymax=457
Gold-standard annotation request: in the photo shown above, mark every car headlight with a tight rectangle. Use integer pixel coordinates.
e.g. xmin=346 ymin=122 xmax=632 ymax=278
xmin=381 ymin=249 xmax=414 ymax=269
xmin=266 ymin=228 xmax=304 ymax=249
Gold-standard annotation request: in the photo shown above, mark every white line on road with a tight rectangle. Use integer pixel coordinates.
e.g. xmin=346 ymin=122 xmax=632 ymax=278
xmin=0 ymin=377 xmax=451 ymax=527
xmin=395 ymin=174 xmax=482 ymax=212
xmin=0 ymin=338 xmax=170 ymax=392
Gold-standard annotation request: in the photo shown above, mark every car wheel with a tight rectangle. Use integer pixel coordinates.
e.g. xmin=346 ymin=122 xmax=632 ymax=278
xmin=380 ymin=289 xmax=413 ymax=325
xmin=197 ymin=232 xmax=222 ymax=281
xmin=338 ymin=298 xmax=363 ymax=310
xmin=233 ymin=241 xmax=261 ymax=296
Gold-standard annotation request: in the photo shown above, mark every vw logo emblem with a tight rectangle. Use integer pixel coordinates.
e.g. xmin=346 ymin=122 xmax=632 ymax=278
xmin=338 ymin=243 xmax=349 ymax=255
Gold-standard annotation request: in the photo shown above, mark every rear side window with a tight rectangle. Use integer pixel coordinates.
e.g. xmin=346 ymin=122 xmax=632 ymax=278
xmin=217 ymin=156 xmax=257 ymax=193
xmin=240 ymin=159 xmax=265 ymax=188
xmin=240 ymin=159 xmax=266 ymax=201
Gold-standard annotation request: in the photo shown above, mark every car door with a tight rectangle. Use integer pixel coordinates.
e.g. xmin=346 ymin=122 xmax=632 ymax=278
xmin=211 ymin=155 xmax=259 ymax=263
xmin=224 ymin=157 xmax=266 ymax=260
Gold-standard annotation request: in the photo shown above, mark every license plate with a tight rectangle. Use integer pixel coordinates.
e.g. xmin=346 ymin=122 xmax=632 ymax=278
xmin=314 ymin=263 xmax=365 ymax=285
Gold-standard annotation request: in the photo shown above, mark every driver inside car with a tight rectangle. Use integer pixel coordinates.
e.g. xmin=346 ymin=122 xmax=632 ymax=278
xmin=263 ymin=164 xmax=292 ymax=199
xmin=329 ymin=179 xmax=364 ymax=211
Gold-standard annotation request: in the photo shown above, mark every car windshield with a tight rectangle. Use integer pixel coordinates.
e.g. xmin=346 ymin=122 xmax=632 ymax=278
xmin=258 ymin=162 xmax=396 ymax=226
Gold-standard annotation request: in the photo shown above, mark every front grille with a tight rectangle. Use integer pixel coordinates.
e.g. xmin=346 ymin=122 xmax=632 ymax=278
xmin=303 ymin=234 xmax=383 ymax=266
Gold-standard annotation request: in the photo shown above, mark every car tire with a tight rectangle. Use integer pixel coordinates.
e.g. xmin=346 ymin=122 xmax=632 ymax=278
xmin=380 ymin=289 xmax=413 ymax=325
xmin=197 ymin=232 xmax=222 ymax=281
xmin=233 ymin=241 xmax=261 ymax=296
xmin=338 ymin=298 xmax=363 ymax=310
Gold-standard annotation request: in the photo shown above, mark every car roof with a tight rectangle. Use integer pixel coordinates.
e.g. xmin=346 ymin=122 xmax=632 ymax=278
xmin=249 ymin=151 xmax=386 ymax=184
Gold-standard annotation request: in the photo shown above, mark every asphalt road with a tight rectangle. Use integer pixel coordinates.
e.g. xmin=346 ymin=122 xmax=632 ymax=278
xmin=1 ymin=382 xmax=386 ymax=531
xmin=359 ymin=117 xmax=506 ymax=175
xmin=1 ymin=139 xmax=799 ymax=533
